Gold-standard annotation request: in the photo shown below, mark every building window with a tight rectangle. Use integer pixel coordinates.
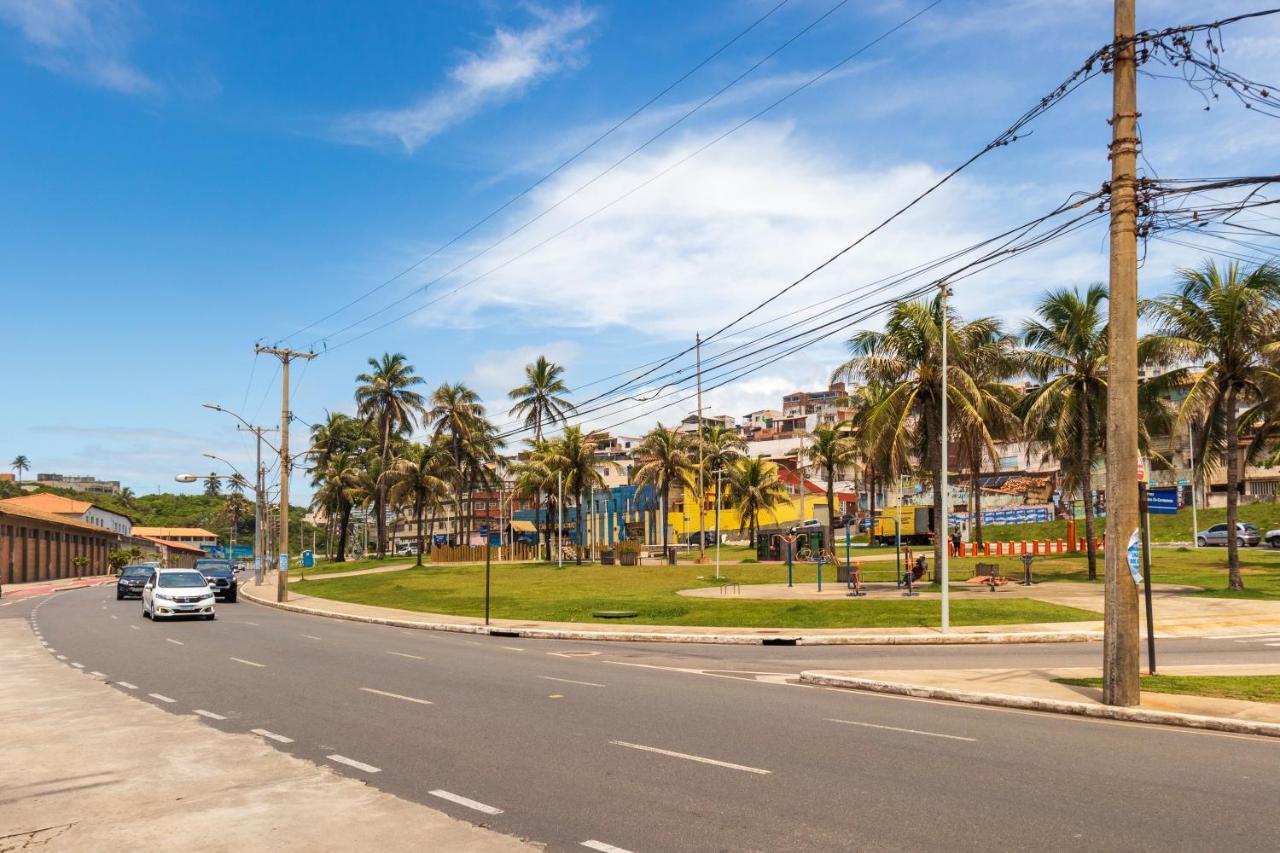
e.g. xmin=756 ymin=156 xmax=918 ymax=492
xmin=998 ymin=456 xmax=1019 ymax=471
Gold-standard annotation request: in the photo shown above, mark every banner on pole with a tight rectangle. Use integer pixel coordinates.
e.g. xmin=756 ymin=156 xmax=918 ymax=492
xmin=1126 ymin=530 xmax=1143 ymax=585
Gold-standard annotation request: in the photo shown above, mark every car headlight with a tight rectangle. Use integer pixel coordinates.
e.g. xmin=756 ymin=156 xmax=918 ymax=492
xmin=154 ymin=592 xmax=174 ymax=601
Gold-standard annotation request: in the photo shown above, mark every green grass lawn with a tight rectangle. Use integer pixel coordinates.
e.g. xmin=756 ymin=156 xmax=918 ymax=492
xmin=946 ymin=546 xmax=1280 ymax=599
xmin=295 ymin=560 xmax=1099 ymax=629
xmin=302 ymin=557 xmax=419 ymax=576
xmin=1054 ymin=675 xmax=1280 ymax=704
xmin=975 ymin=504 xmax=1280 ymax=544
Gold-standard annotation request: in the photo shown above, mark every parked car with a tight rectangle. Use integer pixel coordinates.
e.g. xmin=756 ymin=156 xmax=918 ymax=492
xmin=142 ymin=568 xmax=217 ymax=621
xmin=116 ymin=564 xmax=153 ymax=599
xmin=789 ymin=519 xmax=823 ymax=534
xmin=1266 ymin=527 xmax=1280 ymax=549
xmin=194 ymin=558 xmax=239 ymax=603
xmin=1196 ymin=523 xmax=1261 ymax=548
xmin=396 ymin=542 xmax=420 ymax=556
xmin=686 ymin=531 xmax=721 ymax=547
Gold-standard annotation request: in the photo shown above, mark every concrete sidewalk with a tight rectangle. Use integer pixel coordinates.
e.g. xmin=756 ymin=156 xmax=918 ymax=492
xmin=0 ymin=617 xmax=537 ymax=851
xmin=0 ymin=573 xmax=114 ymax=601
xmin=801 ymin=665 xmax=1280 ymax=737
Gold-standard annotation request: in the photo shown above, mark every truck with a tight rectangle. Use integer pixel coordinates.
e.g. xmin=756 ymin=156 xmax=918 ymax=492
xmin=872 ymin=506 xmax=935 ymax=546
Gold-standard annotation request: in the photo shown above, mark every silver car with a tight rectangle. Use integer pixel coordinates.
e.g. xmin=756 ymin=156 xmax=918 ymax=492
xmin=1267 ymin=528 xmax=1280 ymax=549
xmin=1196 ymin=523 xmax=1261 ymax=548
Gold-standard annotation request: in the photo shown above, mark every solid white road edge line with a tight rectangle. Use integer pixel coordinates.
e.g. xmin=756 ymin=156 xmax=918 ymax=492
xmin=359 ymin=687 xmax=433 ymax=705
xmin=327 ymin=754 xmax=382 ymax=773
xmin=582 ymin=841 xmax=635 ymax=853
xmin=609 ymin=741 xmax=771 ymax=775
xmin=538 ymin=676 xmax=607 ymax=688
xmin=428 ymin=790 xmax=503 ymax=815
xmin=251 ymin=728 xmax=293 ymax=743
xmin=230 ymin=657 xmax=265 ymax=668
xmin=825 ymin=717 xmax=977 ymax=742
xmin=194 ymin=709 xmax=227 ymax=720
xmin=149 ymin=693 xmax=176 ymax=703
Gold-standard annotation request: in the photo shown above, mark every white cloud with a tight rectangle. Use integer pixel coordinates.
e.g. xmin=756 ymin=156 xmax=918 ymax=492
xmin=467 ymin=340 xmax=580 ymax=407
xmin=0 ymin=0 xmax=157 ymax=94
xmin=335 ymin=5 xmax=596 ymax=152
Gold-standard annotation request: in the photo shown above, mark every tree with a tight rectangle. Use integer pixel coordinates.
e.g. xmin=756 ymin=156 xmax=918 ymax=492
xmin=835 ymin=295 xmax=1008 ymax=571
xmin=1022 ymin=285 xmax=1108 ymax=579
xmin=119 ymin=486 xmax=137 ymax=510
xmin=355 ymin=354 xmax=427 ymax=559
xmin=545 ymin=426 xmax=604 ymax=564
xmin=387 ymin=438 xmax=454 ymax=566
xmin=631 ymin=424 xmax=693 ymax=554
xmin=311 ymin=449 xmax=359 ymax=562
xmin=727 ymin=456 xmax=790 ymax=545
xmin=227 ymin=473 xmax=248 ymax=495
xmin=699 ymin=424 xmax=746 ymax=543
xmin=429 ymin=382 xmax=490 ymax=544
xmin=508 ymin=356 xmax=575 ymax=439
xmin=11 ymin=455 xmax=30 ymax=481
xmin=1142 ymin=259 xmax=1280 ymax=589
xmin=511 ymin=439 xmax=558 ymax=561
xmin=802 ymin=424 xmax=860 ymax=549
xmin=203 ymin=473 xmax=222 ymax=497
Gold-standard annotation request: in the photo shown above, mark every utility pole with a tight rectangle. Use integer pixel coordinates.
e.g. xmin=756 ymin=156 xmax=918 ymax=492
xmin=255 ymin=345 xmax=317 ymax=602
xmin=236 ymin=425 xmax=278 ymax=586
xmin=695 ymin=332 xmax=706 ymax=562
xmin=939 ymin=280 xmax=951 ymax=633
xmin=1103 ymin=0 xmax=1141 ymax=707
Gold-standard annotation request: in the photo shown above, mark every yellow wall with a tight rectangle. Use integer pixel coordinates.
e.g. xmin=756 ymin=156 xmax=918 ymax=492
xmin=667 ymin=497 xmax=826 ymax=536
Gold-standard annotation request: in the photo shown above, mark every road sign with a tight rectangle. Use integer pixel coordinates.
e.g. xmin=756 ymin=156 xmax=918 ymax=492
xmin=1148 ymin=486 xmax=1180 ymax=515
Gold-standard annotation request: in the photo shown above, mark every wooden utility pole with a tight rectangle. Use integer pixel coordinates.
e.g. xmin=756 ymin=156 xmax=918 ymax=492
xmin=256 ymin=345 xmax=317 ymax=602
xmin=1103 ymin=0 xmax=1141 ymax=706
xmin=695 ymin=332 xmax=706 ymax=562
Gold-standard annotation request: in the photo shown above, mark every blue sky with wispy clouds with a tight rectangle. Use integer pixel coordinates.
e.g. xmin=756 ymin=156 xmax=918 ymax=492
xmin=1 ymin=0 xmax=1277 ymax=496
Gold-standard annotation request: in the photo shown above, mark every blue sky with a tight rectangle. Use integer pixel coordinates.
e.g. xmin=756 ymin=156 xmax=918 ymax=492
xmin=1 ymin=0 xmax=1277 ymax=498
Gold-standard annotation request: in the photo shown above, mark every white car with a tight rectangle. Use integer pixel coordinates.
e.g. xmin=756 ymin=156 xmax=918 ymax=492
xmin=1267 ymin=528 xmax=1280 ymax=549
xmin=142 ymin=568 xmax=217 ymax=621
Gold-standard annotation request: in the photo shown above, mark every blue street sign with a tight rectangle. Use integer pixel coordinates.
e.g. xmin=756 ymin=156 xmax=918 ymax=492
xmin=1148 ymin=486 xmax=1180 ymax=515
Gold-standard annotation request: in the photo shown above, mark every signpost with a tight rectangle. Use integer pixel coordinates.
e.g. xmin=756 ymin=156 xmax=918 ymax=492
xmin=1137 ymin=484 xmax=1157 ymax=675
xmin=481 ymin=525 xmax=491 ymax=626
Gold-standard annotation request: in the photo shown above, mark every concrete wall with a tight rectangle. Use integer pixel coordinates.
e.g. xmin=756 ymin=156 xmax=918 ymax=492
xmin=0 ymin=514 xmax=116 ymax=585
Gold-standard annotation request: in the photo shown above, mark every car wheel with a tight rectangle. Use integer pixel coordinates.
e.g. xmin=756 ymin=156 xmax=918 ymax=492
xmin=204 ymin=613 xmax=216 ymax=621
xmin=1238 ymin=536 xmax=1246 ymax=547
xmin=1196 ymin=537 xmax=1207 ymax=548
xmin=142 ymin=605 xmax=150 ymax=619
xmin=116 ymin=591 xmax=124 ymax=600
xmin=226 ymin=593 xmax=237 ymax=603
xmin=1270 ymin=537 xmax=1280 ymax=549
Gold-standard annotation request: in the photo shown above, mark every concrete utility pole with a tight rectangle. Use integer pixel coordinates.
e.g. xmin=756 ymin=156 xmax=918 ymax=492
xmin=235 ymin=425 xmax=278 ymax=585
xmin=695 ymin=332 xmax=706 ymax=562
xmin=939 ymin=280 xmax=951 ymax=633
xmin=1103 ymin=0 xmax=1142 ymax=707
xmin=255 ymin=346 xmax=317 ymax=602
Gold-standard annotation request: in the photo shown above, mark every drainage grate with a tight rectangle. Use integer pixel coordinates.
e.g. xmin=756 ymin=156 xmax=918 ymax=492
xmin=761 ymin=638 xmax=798 ymax=646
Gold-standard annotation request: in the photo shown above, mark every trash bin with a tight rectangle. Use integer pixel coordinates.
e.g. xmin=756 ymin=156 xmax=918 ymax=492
xmin=667 ymin=547 xmax=677 ymax=565
xmin=836 ymin=563 xmax=852 ymax=583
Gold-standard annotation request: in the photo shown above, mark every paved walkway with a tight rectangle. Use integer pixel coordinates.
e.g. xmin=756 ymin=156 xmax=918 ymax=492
xmin=801 ymin=664 xmax=1280 ymax=727
xmin=0 ymin=615 xmax=534 ymax=851
xmin=0 ymin=573 xmax=114 ymax=602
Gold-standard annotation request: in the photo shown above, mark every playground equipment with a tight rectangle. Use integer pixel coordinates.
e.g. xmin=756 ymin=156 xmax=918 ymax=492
xmin=771 ymin=532 xmax=800 ymax=588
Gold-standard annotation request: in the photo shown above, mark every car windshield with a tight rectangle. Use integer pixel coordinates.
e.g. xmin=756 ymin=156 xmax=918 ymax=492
xmin=158 ymin=572 xmax=210 ymax=588
xmin=195 ymin=561 xmax=233 ymax=576
xmin=121 ymin=566 xmax=151 ymax=578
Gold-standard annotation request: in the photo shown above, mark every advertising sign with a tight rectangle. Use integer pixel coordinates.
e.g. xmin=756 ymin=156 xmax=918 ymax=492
xmin=1148 ymin=486 xmax=1180 ymax=515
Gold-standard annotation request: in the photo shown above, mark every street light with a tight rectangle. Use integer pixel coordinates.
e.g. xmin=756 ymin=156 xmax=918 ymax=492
xmin=203 ymin=403 xmax=279 ymax=588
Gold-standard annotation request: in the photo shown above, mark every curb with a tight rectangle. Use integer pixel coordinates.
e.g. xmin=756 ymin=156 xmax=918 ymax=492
xmin=241 ymin=587 xmax=1101 ymax=646
xmin=798 ymin=672 xmax=1280 ymax=739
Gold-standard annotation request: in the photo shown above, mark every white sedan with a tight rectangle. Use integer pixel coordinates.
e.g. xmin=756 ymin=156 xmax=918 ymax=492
xmin=142 ymin=568 xmax=217 ymax=621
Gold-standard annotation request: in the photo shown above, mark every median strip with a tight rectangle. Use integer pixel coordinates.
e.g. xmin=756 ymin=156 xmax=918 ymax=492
xmin=609 ymin=740 xmax=771 ymax=775
xmin=327 ymin=754 xmax=382 ymax=774
xmin=429 ymin=790 xmax=503 ymax=815
xmin=825 ymin=717 xmax=977 ymax=742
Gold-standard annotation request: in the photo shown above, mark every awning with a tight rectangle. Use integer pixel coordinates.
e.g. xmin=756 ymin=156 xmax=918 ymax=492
xmin=509 ymin=519 xmax=536 ymax=533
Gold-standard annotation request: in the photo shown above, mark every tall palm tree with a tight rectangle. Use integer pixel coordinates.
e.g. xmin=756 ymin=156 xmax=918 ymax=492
xmin=727 ymin=456 xmax=790 ymax=545
xmin=802 ymin=423 xmax=860 ymax=549
xmin=387 ymin=438 xmax=454 ymax=566
xmin=311 ymin=449 xmax=359 ymax=561
xmin=511 ymin=439 xmax=558 ymax=561
xmin=11 ymin=455 xmax=30 ymax=481
xmin=546 ymin=426 xmax=605 ymax=564
xmin=227 ymin=473 xmax=249 ymax=495
xmin=834 ymin=295 xmax=1006 ymax=570
xmin=700 ymin=424 xmax=746 ymax=543
xmin=1142 ymin=259 xmax=1280 ymax=589
xmin=355 ymin=354 xmax=427 ymax=558
xmin=508 ymin=356 xmax=575 ymax=439
xmin=631 ymin=424 xmax=693 ymax=553
xmin=1021 ymin=285 xmax=1108 ymax=579
xmin=119 ymin=486 xmax=137 ymax=509
xmin=845 ymin=382 xmax=891 ymax=545
xmin=203 ymin=473 xmax=222 ymax=497
xmin=428 ymin=383 xmax=488 ymax=543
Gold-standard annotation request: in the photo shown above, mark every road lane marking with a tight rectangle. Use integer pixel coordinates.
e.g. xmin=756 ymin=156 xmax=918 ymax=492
xmin=251 ymin=729 xmax=293 ymax=743
xmin=303 ymin=634 xmax=323 ymax=640
xmin=359 ymin=687 xmax=433 ymax=705
xmin=825 ymin=717 xmax=977 ymax=742
xmin=194 ymin=710 xmax=227 ymax=720
xmin=230 ymin=657 xmax=265 ymax=668
xmin=582 ymin=841 xmax=634 ymax=853
xmin=538 ymin=675 xmax=607 ymax=688
xmin=116 ymin=681 xmax=138 ymax=690
xmin=386 ymin=651 xmax=424 ymax=660
xmin=244 ymin=621 xmax=260 ymax=626
xmin=327 ymin=754 xmax=381 ymax=773
xmin=502 ymin=646 xmax=525 ymax=652
xmin=89 ymin=671 xmax=107 ymax=678
xmin=56 ymin=655 xmax=67 ymax=660
xmin=428 ymin=790 xmax=503 ymax=815
xmin=71 ymin=662 xmax=83 ymax=668
xmin=130 ymin=625 xmax=141 ymax=630
xmin=609 ymin=741 xmax=771 ymax=775
xmin=149 ymin=693 xmax=176 ymax=703
xmin=111 ymin=614 xmax=118 ymax=620
xmin=166 ymin=638 xmax=184 ymax=646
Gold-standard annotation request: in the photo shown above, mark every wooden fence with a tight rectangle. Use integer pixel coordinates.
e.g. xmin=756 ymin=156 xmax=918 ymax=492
xmin=430 ymin=543 xmax=538 ymax=563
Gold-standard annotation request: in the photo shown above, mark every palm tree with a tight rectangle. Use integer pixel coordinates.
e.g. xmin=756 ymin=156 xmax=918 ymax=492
xmin=802 ymin=424 xmax=860 ymax=549
xmin=355 ymin=353 xmax=427 ymax=558
xmin=508 ymin=356 xmax=575 ymax=439
xmin=1021 ymin=285 xmax=1108 ymax=579
xmin=311 ymin=449 xmax=359 ymax=561
xmin=204 ymin=473 xmax=223 ymax=497
xmin=727 ymin=456 xmax=790 ymax=545
xmin=834 ymin=295 xmax=1007 ymax=570
xmin=119 ymin=486 xmax=137 ymax=510
xmin=1142 ymin=259 xmax=1280 ymax=589
xmin=845 ymin=382 xmax=891 ymax=545
xmin=227 ymin=473 xmax=249 ymax=495
xmin=546 ymin=426 xmax=605 ymax=563
xmin=631 ymin=424 xmax=693 ymax=553
xmin=511 ymin=440 xmax=558 ymax=560
xmin=387 ymin=438 xmax=454 ymax=566
xmin=700 ymin=424 xmax=746 ymax=543
xmin=10 ymin=455 xmax=30 ymax=482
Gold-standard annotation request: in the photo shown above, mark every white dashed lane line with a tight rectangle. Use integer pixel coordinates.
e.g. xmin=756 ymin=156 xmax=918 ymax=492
xmin=538 ymin=676 xmax=607 ymax=688
xmin=70 ymin=662 xmax=84 ymax=669
xmin=327 ymin=754 xmax=381 ymax=774
xmin=194 ymin=709 xmax=227 ymax=720
xmin=130 ymin=625 xmax=141 ymax=630
xmin=825 ymin=718 xmax=977 ymax=742
xmin=428 ymin=790 xmax=503 ymax=815
xmin=229 ymin=657 xmax=265 ymax=668
xmin=302 ymin=635 xmax=322 ymax=640
xmin=501 ymin=646 xmax=526 ymax=652
xmin=166 ymin=638 xmax=184 ymax=646
xmin=582 ymin=841 xmax=635 ymax=853
xmin=89 ymin=671 xmax=107 ymax=678
xmin=56 ymin=655 xmax=67 ymax=660
xmin=386 ymin=651 xmax=424 ymax=660
xmin=116 ymin=681 xmax=138 ymax=690
xmin=609 ymin=741 xmax=771 ymax=775
xmin=251 ymin=729 xmax=293 ymax=744
xmin=149 ymin=693 xmax=176 ymax=704
xmin=359 ymin=687 xmax=433 ymax=705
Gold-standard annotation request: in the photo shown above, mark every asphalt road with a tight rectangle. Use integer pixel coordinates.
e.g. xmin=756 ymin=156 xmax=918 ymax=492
xmin=11 ymin=587 xmax=1280 ymax=852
